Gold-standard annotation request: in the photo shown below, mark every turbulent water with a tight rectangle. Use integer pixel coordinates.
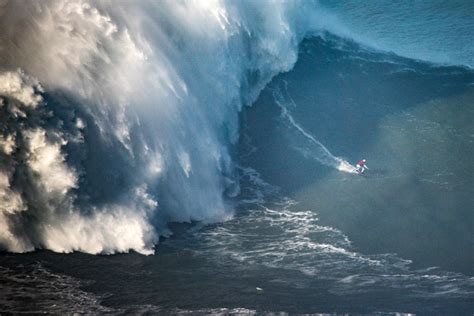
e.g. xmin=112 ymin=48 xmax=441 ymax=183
xmin=1 ymin=1 xmax=473 ymax=314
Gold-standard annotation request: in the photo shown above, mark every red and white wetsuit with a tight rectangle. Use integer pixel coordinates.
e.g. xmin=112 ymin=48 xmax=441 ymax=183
xmin=356 ymin=160 xmax=368 ymax=173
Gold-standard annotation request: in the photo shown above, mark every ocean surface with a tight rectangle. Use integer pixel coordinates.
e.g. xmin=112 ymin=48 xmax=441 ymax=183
xmin=1 ymin=1 xmax=473 ymax=314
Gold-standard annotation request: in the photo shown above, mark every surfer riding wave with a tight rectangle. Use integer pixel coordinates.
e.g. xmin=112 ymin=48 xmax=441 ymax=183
xmin=355 ymin=159 xmax=369 ymax=174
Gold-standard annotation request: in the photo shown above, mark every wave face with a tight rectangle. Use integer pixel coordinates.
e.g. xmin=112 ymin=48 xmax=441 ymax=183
xmin=0 ymin=0 xmax=339 ymax=254
xmin=272 ymin=82 xmax=357 ymax=173
xmin=244 ymin=33 xmax=474 ymax=277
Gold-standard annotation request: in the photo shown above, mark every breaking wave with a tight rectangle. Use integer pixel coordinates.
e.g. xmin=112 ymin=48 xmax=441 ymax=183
xmin=0 ymin=1 xmax=472 ymax=255
xmin=0 ymin=0 xmax=347 ymax=254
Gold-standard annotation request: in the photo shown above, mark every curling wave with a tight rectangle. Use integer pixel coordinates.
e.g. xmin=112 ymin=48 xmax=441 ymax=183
xmin=0 ymin=0 xmax=346 ymax=254
xmin=1 ymin=0 xmax=472 ymax=255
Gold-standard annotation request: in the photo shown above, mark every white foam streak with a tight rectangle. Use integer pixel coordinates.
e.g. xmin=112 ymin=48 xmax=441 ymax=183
xmin=274 ymin=86 xmax=357 ymax=173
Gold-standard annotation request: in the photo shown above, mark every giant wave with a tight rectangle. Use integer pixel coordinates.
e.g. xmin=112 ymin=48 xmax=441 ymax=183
xmin=0 ymin=0 xmax=347 ymax=254
xmin=0 ymin=0 xmax=471 ymax=255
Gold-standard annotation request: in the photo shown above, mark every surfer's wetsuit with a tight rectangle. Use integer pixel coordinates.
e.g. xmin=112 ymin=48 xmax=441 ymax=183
xmin=356 ymin=160 xmax=368 ymax=173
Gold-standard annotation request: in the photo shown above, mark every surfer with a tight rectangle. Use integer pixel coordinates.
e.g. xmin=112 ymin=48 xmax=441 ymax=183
xmin=355 ymin=159 xmax=368 ymax=174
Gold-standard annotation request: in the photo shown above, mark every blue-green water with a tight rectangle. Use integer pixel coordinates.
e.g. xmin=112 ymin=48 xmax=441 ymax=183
xmin=2 ymin=35 xmax=474 ymax=315
xmin=1 ymin=1 xmax=474 ymax=315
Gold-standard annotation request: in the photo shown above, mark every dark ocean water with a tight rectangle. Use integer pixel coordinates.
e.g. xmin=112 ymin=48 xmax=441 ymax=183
xmin=247 ymin=36 xmax=474 ymax=276
xmin=1 ymin=34 xmax=473 ymax=315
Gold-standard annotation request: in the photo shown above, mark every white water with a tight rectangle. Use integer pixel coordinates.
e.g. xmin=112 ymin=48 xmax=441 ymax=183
xmin=0 ymin=0 xmax=344 ymax=254
xmin=0 ymin=0 xmax=468 ymax=255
